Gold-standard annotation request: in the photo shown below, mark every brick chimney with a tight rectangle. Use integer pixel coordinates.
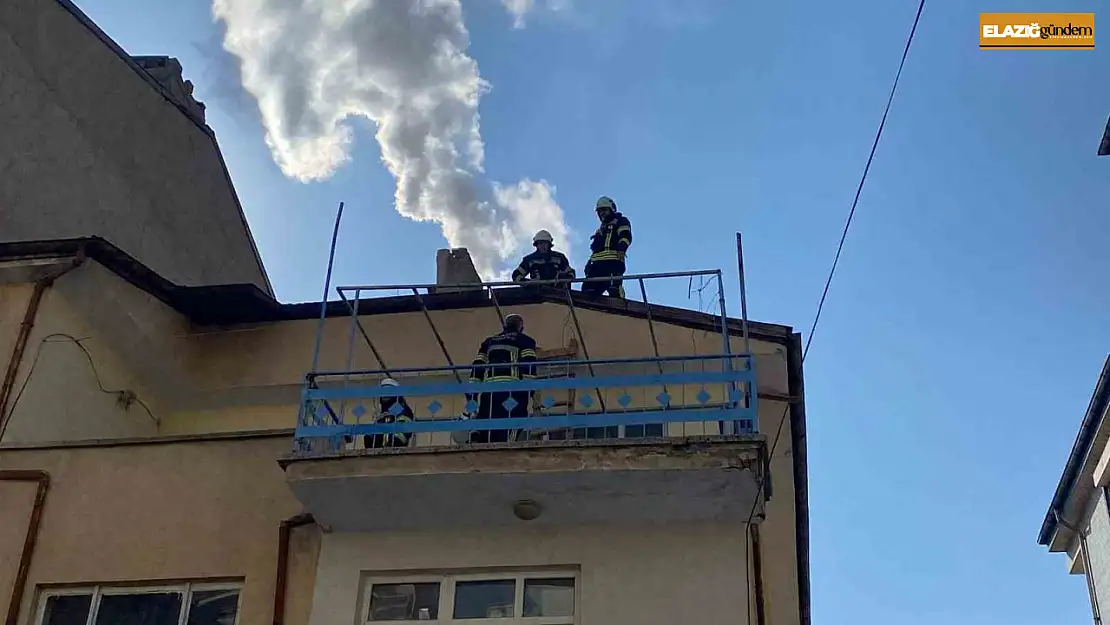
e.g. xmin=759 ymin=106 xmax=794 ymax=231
xmin=433 ymin=248 xmax=482 ymax=294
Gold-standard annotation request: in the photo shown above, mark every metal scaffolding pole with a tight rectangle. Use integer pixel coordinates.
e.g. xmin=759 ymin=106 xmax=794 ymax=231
xmin=338 ymin=290 xmax=391 ymax=375
xmin=340 ymin=269 xmax=721 ymax=292
xmin=411 ymin=287 xmax=463 ymax=383
xmin=310 ymin=201 xmax=344 ymax=374
xmin=338 ymin=291 xmax=362 ymax=422
xmin=736 ymin=232 xmax=752 ymax=356
xmin=487 ymin=286 xmax=506 ymax=326
xmin=563 ymin=285 xmax=607 ymax=413
xmin=637 ymin=278 xmax=667 ymax=392
xmin=715 ymin=270 xmax=740 ymax=434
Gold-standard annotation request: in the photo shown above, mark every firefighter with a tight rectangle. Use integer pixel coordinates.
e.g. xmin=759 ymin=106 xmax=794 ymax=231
xmin=467 ymin=313 xmax=538 ymax=443
xmin=582 ymin=196 xmax=632 ymax=298
xmin=364 ymin=378 xmax=414 ymax=449
xmin=511 ymin=230 xmax=576 ymax=284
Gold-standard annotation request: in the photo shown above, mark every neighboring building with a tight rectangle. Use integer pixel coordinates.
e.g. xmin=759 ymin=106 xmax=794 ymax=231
xmin=1039 ymin=357 xmax=1110 ymax=623
xmin=0 ymin=4 xmax=811 ymax=625
xmin=0 ymin=0 xmax=272 ymax=293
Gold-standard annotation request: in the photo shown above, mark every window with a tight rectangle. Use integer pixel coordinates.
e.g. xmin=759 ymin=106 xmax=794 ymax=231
xmin=365 ymin=573 xmax=576 ymax=624
xmin=36 ymin=583 xmax=241 ymax=625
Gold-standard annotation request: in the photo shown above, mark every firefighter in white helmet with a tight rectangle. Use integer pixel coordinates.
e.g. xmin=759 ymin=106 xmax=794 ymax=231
xmin=583 ymin=196 xmax=631 ymax=298
xmin=511 ymin=230 xmax=576 ymax=285
xmin=364 ymin=378 xmax=415 ymax=449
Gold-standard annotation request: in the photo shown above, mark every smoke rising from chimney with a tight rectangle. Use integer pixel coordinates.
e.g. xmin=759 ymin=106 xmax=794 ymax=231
xmin=213 ymin=0 xmax=571 ymax=277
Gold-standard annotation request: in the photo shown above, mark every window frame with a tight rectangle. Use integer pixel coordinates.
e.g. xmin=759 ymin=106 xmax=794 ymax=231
xmin=34 ymin=581 xmax=243 ymax=625
xmin=363 ymin=571 xmax=578 ymax=625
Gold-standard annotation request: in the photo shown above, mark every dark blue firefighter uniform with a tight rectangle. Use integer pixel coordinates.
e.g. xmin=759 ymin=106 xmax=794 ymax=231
xmin=468 ymin=330 xmax=538 ymax=443
xmin=511 ymin=250 xmax=576 ymax=283
xmin=363 ymin=397 xmax=414 ymax=449
xmin=583 ymin=211 xmax=632 ymax=298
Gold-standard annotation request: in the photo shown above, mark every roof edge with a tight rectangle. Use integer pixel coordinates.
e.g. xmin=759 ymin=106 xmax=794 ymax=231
xmin=0 ymin=237 xmax=794 ymax=346
xmin=1039 ymin=355 xmax=1110 ymax=545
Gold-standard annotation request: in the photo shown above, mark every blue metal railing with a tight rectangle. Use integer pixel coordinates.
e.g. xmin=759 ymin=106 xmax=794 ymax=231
xmin=293 ymin=353 xmax=759 ymax=454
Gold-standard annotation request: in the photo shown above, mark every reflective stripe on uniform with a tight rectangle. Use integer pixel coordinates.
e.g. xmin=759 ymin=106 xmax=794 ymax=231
xmin=589 ymin=250 xmax=626 ymax=262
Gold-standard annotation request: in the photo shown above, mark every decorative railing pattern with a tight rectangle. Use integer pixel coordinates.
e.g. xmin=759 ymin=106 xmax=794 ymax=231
xmin=294 ymin=354 xmax=758 ymax=454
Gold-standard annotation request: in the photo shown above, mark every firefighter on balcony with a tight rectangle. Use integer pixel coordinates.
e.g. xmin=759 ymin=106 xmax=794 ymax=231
xmin=467 ymin=313 xmax=538 ymax=443
xmin=582 ymin=196 xmax=632 ymax=298
xmin=364 ymin=378 xmax=415 ymax=449
xmin=512 ymin=230 xmax=576 ymax=285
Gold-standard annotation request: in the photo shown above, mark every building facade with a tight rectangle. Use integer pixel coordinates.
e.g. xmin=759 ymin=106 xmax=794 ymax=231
xmin=1039 ymin=358 xmax=1110 ymax=623
xmin=0 ymin=3 xmax=812 ymax=625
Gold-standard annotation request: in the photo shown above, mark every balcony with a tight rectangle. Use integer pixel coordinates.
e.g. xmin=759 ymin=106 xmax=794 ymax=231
xmin=284 ymin=354 xmax=762 ymax=531
xmin=281 ymin=269 xmax=766 ymax=532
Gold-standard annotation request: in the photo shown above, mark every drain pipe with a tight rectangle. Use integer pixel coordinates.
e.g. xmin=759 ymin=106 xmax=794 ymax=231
xmin=0 ymin=252 xmax=86 ymax=441
xmin=1056 ymin=509 xmax=1102 ymax=625
xmin=750 ymin=524 xmax=767 ymax=625
xmin=1 ymin=470 xmax=50 ymax=625
xmin=273 ymin=514 xmax=315 ymax=625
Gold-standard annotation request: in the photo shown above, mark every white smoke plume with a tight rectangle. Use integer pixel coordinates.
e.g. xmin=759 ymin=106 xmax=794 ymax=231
xmin=213 ymin=0 xmax=571 ymax=277
xmin=500 ymin=0 xmax=572 ymax=28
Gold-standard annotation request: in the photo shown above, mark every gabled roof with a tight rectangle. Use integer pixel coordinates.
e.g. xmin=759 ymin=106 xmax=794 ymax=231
xmin=51 ymin=0 xmax=273 ymax=296
xmin=1039 ymin=356 xmax=1110 ymax=545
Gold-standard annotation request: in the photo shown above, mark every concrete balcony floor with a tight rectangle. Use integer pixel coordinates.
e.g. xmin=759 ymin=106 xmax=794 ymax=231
xmin=281 ymin=435 xmax=766 ymax=532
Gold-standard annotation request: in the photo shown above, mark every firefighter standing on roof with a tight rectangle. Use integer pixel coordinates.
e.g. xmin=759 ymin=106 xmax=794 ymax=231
xmin=583 ymin=196 xmax=632 ymax=298
xmin=512 ymin=230 xmax=576 ymax=284
xmin=467 ymin=313 xmax=538 ymax=444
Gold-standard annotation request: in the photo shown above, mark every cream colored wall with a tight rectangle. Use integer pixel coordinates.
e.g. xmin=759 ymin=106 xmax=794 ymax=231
xmin=0 ymin=436 xmax=316 ymax=625
xmin=162 ymin=301 xmax=789 ymax=435
xmin=0 ymin=273 xmax=164 ymax=444
xmin=0 ymin=0 xmax=270 ymax=292
xmin=0 ymin=479 xmax=38 ymax=625
xmin=310 ymin=524 xmax=751 ymax=625
xmin=2 ymin=257 xmax=790 ymax=444
xmin=0 ymin=256 xmax=210 ymax=443
xmin=0 ymin=272 xmax=802 ymax=624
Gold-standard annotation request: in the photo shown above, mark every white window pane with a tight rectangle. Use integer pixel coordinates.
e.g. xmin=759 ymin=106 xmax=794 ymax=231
xmin=368 ymin=583 xmax=440 ymax=621
xmin=94 ymin=592 xmax=182 ymax=625
xmin=187 ymin=590 xmax=240 ymax=625
xmin=523 ymin=579 xmax=574 ymax=618
xmin=452 ymin=580 xmax=515 ymax=619
xmin=42 ymin=594 xmax=92 ymax=625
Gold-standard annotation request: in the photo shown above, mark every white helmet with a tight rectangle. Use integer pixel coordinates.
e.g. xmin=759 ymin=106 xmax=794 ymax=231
xmin=380 ymin=378 xmax=400 ymax=387
xmin=533 ymin=229 xmax=553 ymax=245
xmin=595 ymin=196 xmax=616 ymax=211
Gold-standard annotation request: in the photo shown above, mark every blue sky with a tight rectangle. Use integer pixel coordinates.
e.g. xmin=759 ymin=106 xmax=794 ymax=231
xmin=73 ymin=0 xmax=1110 ymax=622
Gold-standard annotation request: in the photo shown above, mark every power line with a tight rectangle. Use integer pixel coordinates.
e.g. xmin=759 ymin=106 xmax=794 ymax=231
xmin=743 ymin=0 xmax=926 ymax=621
xmin=0 ymin=334 xmax=159 ymax=441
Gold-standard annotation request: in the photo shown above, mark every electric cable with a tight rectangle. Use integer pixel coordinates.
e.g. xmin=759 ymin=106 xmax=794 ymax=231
xmin=742 ymin=1 xmax=926 ymax=622
xmin=0 ymin=333 xmax=159 ymax=441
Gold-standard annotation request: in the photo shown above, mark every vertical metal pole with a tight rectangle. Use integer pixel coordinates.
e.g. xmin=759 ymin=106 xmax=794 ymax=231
xmin=487 ymin=286 xmax=506 ymax=325
xmin=563 ymin=286 xmax=607 ymax=413
xmin=344 ymin=291 xmax=362 ymax=375
xmin=716 ymin=270 xmax=738 ymax=434
xmin=339 ymin=290 xmax=362 ymax=426
xmin=736 ymin=232 xmax=757 ymax=434
xmin=411 ymin=288 xmax=462 ymax=383
xmin=637 ymin=278 xmax=667 ymax=392
xmin=717 ymin=270 xmax=733 ymax=361
xmin=736 ymin=232 xmax=751 ymax=356
xmin=339 ymin=289 xmax=392 ymax=375
xmin=310 ymin=201 xmax=344 ymax=373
